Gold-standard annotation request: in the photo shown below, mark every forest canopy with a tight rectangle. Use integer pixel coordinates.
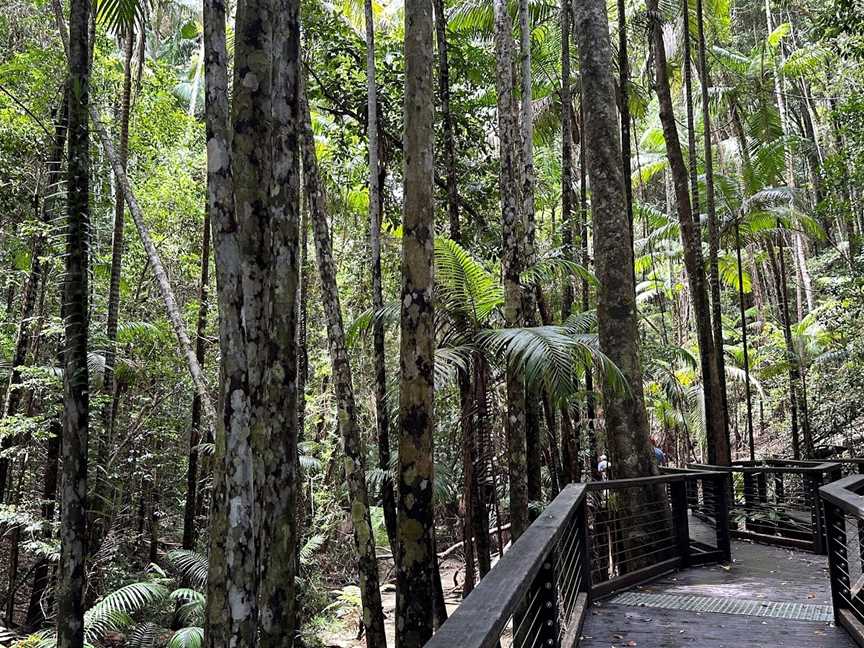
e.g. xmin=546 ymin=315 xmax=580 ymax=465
xmin=1 ymin=0 xmax=863 ymax=644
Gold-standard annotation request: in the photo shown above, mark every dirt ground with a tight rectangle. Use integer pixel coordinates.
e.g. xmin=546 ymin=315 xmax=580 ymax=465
xmin=320 ymin=557 xmax=465 ymax=647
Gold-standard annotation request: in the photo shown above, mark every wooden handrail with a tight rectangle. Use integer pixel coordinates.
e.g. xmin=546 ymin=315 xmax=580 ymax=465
xmin=819 ymin=474 xmax=864 ymax=518
xmin=425 ymin=483 xmax=586 ymax=648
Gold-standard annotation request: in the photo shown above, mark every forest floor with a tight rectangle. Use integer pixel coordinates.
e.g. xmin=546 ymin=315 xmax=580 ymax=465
xmin=321 ymin=556 xmax=465 ymax=647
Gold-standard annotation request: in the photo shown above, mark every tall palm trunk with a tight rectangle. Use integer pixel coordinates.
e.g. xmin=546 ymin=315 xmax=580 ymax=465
xmin=300 ymin=84 xmax=387 ymax=648
xmin=573 ymin=0 xmax=653 ymax=478
xmin=57 ymin=0 xmax=91 ymax=641
xmin=735 ymin=223 xmax=755 ymax=460
xmin=434 ymin=0 xmax=460 ymax=241
xmin=693 ymin=0 xmax=729 ymax=438
xmin=493 ymin=0 xmax=529 ymax=539
xmin=396 ymin=0 xmax=437 ymax=643
xmin=365 ymin=0 xmax=398 ymax=561
xmin=98 ymin=31 xmax=135 ymax=538
xmin=648 ymin=0 xmax=729 ymax=465
xmin=182 ymin=207 xmax=210 ymax=550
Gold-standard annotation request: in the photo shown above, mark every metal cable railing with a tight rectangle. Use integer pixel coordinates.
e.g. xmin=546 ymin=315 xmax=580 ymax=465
xmin=687 ymin=460 xmax=841 ymax=554
xmin=426 ymin=471 xmax=730 ymax=648
xmin=820 ymin=474 xmax=864 ymax=646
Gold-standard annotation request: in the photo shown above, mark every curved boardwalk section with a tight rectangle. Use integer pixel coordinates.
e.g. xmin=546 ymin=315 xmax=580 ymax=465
xmin=580 ymin=536 xmax=854 ymax=647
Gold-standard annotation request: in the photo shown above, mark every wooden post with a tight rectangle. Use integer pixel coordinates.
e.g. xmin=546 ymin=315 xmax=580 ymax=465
xmin=743 ymin=471 xmax=756 ymax=534
xmin=670 ymin=480 xmax=691 ymax=568
xmin=713 ymin=474 xmax=732 ymax=563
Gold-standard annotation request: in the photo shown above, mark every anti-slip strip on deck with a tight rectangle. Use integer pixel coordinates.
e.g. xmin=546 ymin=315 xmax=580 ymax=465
xmin=612 ymin=591 xmax=834 ymax=623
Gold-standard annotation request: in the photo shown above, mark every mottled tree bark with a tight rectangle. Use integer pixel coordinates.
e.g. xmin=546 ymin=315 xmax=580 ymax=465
xmin=396 ymin=0 xmax=437 ymax=644
xmin=573 ymin=0 xmax=654 ymax=479
xmin=648 ymin=0 xmax=729 ymax=465
xmin=493 ymin=0 xmax=529 ymax=540
xmin=300 ymin=83 xmax=387 ymax=648
xmin=257 ymin=0 xmax=301 ymax=639
xmin=365 ymin=0 xmax=398 ymax=560
xmin=57 ymin=0 xmax=91 ymax=641
xmin=202 ymin=0 xmax=253 ymax=643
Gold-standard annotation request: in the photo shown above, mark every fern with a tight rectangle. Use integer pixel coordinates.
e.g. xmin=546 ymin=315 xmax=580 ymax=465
xmin=165 ymin=549 xmax=208 ymax=588
xmin=167 ymin=627 xmax=204 ymax=648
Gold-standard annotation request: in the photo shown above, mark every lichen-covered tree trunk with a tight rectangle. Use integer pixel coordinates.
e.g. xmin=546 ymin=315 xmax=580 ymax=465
xmin=201 ymin=0 xmax=254 ymax=642
xmin=365 ymin=0 xmax=398 ymax=560
xmin=573 ymin=0 xmax=654 ymax=480
xmin=493 ymin=0 xmax=529 ymax=540
xmin=257 ymin=0 xmax=301 ymax=639
xmin=648 ymin=0 xmax=729 ymax=465
xmin=300 ymin=82 xmax=387 ymax=648
xmin=57 ymin=0 xmax=91 ymax=641
xmin=396 ymin=0 xmax=437 ymax=644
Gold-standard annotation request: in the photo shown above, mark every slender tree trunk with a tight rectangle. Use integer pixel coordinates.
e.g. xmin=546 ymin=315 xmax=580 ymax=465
xmin=434 ymin=0 xmax=460 ymax=241
xmin=365 ymin=0 xmax=398 ymax=560
xmin=25 ymin=421 xmax=61 ymax=629
xmin=694 ymin=0 xmax=729 ymax=440
xmin=95 ymin=30 xmax=135 ymax=547
xmin=396 ymin=0 xmax=437 ymax=643
xmin=573 ymin=0 xmax=654 ymax=478
xmin=617 ymin=0 xmax=634 ymax=245
xmin=735 ymin=224 xmax=755 ymax=460
xmin=648 ymin=0 xmax=729 ymax=465
xmin=182 ymin=207 xmax=211 ymax=551
xmin=578 ymin=103 xmax=598 ymax=478
xmin=517 ymin=0 xmax=543 ymax=510
xmin=90 ymin=114 xmax=216 ymax=432
xmin=57 ymin=0 xmax=91 ymax=640
xmin=300 ymin=83 xmax=387 ymax=648
xmin=493 ymin=0 xmax=529 ymax=539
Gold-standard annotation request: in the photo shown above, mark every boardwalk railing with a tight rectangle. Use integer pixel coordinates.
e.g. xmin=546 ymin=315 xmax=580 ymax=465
xmin=820 ymin=474 xmax=864 ymax=646
xmin=426 ymin=471 xmax=730 ymax=648
xmin=687 ymin=460 xmax=842 ymax=554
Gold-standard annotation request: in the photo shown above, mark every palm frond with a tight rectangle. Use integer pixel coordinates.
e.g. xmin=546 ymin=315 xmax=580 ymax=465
xmin=165 ymin=549 xmax=208 ymax=588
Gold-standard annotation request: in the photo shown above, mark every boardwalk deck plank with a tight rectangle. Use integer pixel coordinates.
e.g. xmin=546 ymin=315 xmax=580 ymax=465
xmin=580 ymin=534 xmax=854 ymax=647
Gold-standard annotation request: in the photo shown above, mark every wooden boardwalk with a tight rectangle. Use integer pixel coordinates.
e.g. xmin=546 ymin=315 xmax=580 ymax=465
xmin=580 ymin=533 xmax=855 ymax=647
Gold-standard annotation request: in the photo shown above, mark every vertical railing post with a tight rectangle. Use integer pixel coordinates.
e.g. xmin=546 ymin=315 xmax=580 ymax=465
xmin=823 ymin=499 xmax=849 ymax=622
xmin=713 ymin=473 xmax=732 ymax=563
xmin=670 ymin=479 xmax=690 ymax=568
xmin=810 ymin=472 xmax=827 ymax=555
xmin=577 ymin=495 xmax=592 ymax=605
xmin=524 ymin=554 xmax=560 ymax=648
xmin=743 ymin=470 xmax=756 ymax=534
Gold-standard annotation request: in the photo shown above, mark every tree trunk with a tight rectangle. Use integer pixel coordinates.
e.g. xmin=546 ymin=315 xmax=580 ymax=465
xmin=493 ymin=0 xmax=529 ymax=540
xmin=25 ymin=421 xmax=61 ymax=629
xmin=57 ymin=0 xmax=91 ymax=641
xmin=735 ymin=224 xmax=755 ymax=460
xmin=573 ymin=0 xmax=654 ymax=478
xmin=95 ymin=30 xmax=135 ymax=547
xmin=694 ymin=0 xmax=729 ymax=443
xmin=434 ymin=0 xmax=460 ymax=241
xmin=0 ymin=92 xmax=67 ymax=501
xmin=648 ymin=0 xmax=729 ymax=465
xmin=182 ymin=206 xmax=211 ymax=551
xmin=201 ymin=0 xmax=254 ymax=641
xmin=90 ymin=113 xmax=216 ymax=433
xmin=300 ymin=82 xmax=387 ymax=648
xmin=396 ymin=0 xmax=437 ymax=643
xmin=257 ymin=1 xmax=301 ymax=638
xmin=365 ymin=0 xmax=398 ymax=560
